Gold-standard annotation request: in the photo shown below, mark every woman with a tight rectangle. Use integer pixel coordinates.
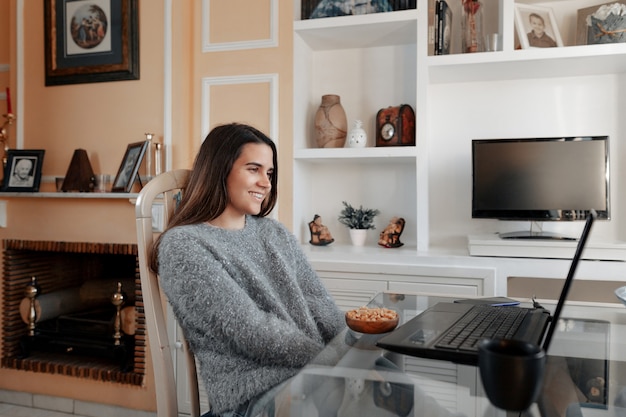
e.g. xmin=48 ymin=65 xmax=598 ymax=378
xmin=151 ymin=123 xmax=345 ymax=416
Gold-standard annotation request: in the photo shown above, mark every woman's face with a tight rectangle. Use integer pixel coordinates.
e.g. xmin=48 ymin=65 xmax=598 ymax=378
xmin=225 ymin=142 xmax=274 ymax=218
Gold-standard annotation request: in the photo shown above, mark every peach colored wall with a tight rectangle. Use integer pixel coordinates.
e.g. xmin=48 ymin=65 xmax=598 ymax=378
xmin=0 ymin=0 xmax=294 ymax=412
xmin=191 ymin=0 xmax=294 ymax=226
xmin=0 ymin=0 xmax=166 ymax=411
xmin=1 ymin=0 xmax=9 ymax=110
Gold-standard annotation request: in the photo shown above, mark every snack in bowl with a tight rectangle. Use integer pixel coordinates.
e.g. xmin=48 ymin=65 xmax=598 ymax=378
xmin=345 ymin=306 xmax=399 ymax=334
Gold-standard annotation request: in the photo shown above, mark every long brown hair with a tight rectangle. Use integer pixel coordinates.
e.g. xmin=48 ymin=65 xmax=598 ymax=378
xmin=150 ymin=123 xmax=278 ymax=271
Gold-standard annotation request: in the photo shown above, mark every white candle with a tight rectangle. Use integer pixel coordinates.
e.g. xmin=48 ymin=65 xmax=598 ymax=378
xmin=155 ymin=143 xmax=162 ymax=176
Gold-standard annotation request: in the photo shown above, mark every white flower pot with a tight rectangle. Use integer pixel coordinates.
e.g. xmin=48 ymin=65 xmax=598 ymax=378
xmin=349 ymin=229 xmax=367 ymax=246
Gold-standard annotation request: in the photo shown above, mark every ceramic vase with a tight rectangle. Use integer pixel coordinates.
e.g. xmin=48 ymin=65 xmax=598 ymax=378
xmin=314 ymin=94 xmax=347 ymax=148
xmin=462 ymin=0 xmax=484 ymax=53
xmin=346 ymin=119 xmax=367 ymax=148
xmin=349 ymin=229 xmax=367 ymax=246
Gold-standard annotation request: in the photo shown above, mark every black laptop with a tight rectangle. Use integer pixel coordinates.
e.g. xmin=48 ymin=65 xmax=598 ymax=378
xmin=377 ymin=210 xmax=596 ymax=366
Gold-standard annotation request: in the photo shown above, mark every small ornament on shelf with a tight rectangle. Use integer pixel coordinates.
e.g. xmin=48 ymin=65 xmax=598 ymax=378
xmin=308 ymin=214 xmax=334 ymax=246
xmin=314 ymin=94 xmax=347 ymax=148
xmin=346 ymin=119 xmax=367 ymax=148
xmin=585 ymin=2 xmax=626 ymax=44
xmin=338 ymin=201 xmax=380 ymax=246
xmin=144 ymin=133 xmax=155 ymax=181
xmin=378 ymin=217 xmax=406 ymax=248
xmin=462 ymin=0 xmax=484 ymax=53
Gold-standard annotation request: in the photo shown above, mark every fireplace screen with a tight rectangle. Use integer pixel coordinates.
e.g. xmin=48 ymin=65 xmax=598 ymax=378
xmin=1 ymin=240 xmax=145 ymax=385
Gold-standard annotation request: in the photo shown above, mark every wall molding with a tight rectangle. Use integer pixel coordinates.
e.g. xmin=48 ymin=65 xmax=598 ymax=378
xmin=200 ymin=73 xmax=279 ymax=143
xmin=201 ymin=0 xmax=278 ymax=52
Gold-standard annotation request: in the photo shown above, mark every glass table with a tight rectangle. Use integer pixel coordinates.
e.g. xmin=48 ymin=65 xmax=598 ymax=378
xmin=258 ymin=292 xmax=626 ymax=417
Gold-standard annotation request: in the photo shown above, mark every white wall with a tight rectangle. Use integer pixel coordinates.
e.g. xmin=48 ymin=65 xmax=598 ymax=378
xmin=428 ymin=73 xmax=624 ymax=249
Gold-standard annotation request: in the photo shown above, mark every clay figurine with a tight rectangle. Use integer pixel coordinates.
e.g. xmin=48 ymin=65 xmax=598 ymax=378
xmin=308 ymin=214 xmax=334 ymax=246
xmin=378 ymin=217 xmax=405 ymax=248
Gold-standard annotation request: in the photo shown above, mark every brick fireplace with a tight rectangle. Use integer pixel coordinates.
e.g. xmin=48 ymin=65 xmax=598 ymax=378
xmin=1 ymin=239 xmax=146 ymax=386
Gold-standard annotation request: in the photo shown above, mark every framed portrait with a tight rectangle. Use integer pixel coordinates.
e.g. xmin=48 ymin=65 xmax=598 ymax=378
xmin=514 ymin=4 xmax=563 ymax=49
xmin=112 ymin=141 xmax=148 ymax=193
xmin=576 ymin=1 xmax=626 ymax=45
xmin=2 ymin=150 xmax=46 ymax=192
xmin=44 ymin=0 xmax=139 ymax=86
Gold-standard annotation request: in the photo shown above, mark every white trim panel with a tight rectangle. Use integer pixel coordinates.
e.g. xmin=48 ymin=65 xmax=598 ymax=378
xmin=200 ymin=73 xmax=279 ymax=143
xmin=201 ymin=0 xmax=278 ymax=52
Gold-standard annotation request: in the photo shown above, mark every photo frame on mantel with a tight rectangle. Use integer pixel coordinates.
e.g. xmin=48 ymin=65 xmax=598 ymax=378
xmin=44 ymin=0 xmax=139 ymax=86
xmin=2 ymin=149 xmax=46 ymax=192
xmin=112 ymin=141 xmax=148 ymax=193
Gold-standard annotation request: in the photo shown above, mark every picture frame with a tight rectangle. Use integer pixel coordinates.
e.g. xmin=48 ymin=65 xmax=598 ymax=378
xmin=576 ymin=1 xmax=626 ymax=45
xmin=301 ymin=0 xmax=413 ymax=20
xmin=514 ymin=3 xmax=563 ymax=49
xmin=2 ymin=150 xmax=46 ymax=192
xmin=112 ymin=141 xmax=148 ymax=193
xmin=44 ymin=0 xmax=139 ymax=86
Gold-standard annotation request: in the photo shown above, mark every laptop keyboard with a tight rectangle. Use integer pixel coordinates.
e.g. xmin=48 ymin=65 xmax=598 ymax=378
xmin=434 ymin=305 xmax=530 ymax=352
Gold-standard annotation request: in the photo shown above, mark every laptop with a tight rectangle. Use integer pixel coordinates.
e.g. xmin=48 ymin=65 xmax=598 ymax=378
xmin=377 ymin=210 xmax=596 ymax=366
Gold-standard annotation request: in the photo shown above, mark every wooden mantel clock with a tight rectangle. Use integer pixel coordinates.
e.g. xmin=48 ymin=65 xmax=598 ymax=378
xmin=375 ymin=104 xmax=416 ymax=147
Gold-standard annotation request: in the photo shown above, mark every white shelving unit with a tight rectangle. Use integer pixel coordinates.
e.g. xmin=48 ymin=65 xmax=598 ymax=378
xmin=293 ymin=8 xmax=420 ymax=257
xmin=293 ymin=0 xmax=626 ymax=263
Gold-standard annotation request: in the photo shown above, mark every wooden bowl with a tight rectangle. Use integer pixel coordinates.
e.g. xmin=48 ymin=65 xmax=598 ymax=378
xmin=345 ymin=307 xmax=399 ymax=334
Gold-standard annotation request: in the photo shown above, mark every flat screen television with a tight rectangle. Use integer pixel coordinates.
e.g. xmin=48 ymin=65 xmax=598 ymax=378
xmin=472 ymin=136 xmax=610 ymax=239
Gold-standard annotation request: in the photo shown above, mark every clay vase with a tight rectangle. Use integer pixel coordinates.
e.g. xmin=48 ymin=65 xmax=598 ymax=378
xmin=314 ymin=94 xmax=347 ymax=148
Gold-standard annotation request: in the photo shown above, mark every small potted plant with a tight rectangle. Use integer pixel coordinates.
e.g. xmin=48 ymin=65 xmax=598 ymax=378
xmin=338 ymin=201 xmax=380 ymax=246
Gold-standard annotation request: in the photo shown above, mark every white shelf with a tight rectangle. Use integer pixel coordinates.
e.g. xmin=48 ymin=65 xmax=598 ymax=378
xmin=294 ymin=10 xmax=418 ymax=50
xmin=295 ymin=146 xmax=417 ymax=163
xmin=428 ymin=43 xmax=626 ymax=83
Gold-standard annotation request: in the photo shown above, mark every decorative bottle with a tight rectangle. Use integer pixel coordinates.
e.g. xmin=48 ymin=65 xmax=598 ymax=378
xmin=314 ymin=94 xmax=347 ymax=148
xmin=462 ymin=0 xmax=484 ymax=53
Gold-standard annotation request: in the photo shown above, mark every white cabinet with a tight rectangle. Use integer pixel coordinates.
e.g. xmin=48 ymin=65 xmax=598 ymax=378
xmin=293 ymin=0 xmax=626 ymax=262
xmin=317 ymin=261 xmax=496 ymax=308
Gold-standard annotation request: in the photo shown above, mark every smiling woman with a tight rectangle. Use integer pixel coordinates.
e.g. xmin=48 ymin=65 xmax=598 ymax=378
xmin=150 ymin=123 xmax=346 ymax=417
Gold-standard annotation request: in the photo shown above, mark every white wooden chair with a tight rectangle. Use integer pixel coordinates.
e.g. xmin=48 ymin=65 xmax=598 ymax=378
xmin=135 ymin=169 xmax=202 ymax=417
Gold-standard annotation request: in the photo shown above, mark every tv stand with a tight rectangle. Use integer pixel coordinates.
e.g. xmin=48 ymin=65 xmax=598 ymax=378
xmin=499 ymin=231 xmax=577 ymax=241
xmin=468 ymin=235 xmax=626 ymax=261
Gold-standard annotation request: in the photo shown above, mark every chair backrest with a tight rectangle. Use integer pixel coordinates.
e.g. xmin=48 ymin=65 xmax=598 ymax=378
xmin=135 ymin=169 xmax=201 ymax=417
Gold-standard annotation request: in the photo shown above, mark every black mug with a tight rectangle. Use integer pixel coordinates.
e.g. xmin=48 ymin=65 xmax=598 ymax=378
xmin=478 ymin=338 xmax=546 ymax=411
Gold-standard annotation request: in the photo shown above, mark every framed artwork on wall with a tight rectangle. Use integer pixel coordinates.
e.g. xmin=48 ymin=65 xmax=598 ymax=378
xmin=576 ymin=1 xmax=626 ymax=45
xmin=2 ymin=150 xmax=46 ymax=192
xmin=514 ymin=3 xmax=563 ymax=49
xmin=112 ymin=141 xmax=148 ymax=193
xmin=301 ymin=0 xmax=414 ymax=20
xmin=44 ymin=0 xmax=139 ymax=86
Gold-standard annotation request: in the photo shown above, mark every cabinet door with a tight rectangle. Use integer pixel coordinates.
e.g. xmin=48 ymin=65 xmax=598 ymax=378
xmin=320 ymin=275 xmax=387 ymax=311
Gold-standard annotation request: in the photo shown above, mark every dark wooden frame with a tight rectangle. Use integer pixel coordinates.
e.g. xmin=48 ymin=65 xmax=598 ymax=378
xmin=44 ymin=0 xmax=139 ymax=86
xmin=112 ymin=141 xmax=148 ymax=193
xmin=2 ymin=150 xmax=46 ymax=192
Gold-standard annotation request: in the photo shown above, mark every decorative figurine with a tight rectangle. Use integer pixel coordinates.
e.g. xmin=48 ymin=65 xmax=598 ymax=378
xmin=378 ymin=217 xmax=406 ymax=248
xmin=346 ymin=119 xmax=367 ymax=148
xmin=308 ymin=214 xmax=334 ymax=246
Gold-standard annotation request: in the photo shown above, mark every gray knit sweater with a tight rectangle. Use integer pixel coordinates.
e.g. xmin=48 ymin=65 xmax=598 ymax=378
xmin=158 ymin=216 xmax=346 ymax=414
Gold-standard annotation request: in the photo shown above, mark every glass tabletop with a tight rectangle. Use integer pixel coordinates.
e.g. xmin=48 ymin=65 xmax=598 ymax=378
xmin=258 ymin=292 xmax=626 ymax=417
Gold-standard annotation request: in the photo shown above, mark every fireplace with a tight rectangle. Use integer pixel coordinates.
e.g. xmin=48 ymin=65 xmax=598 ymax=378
xmin=1 ymin=239 xmax=146 ymax=385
